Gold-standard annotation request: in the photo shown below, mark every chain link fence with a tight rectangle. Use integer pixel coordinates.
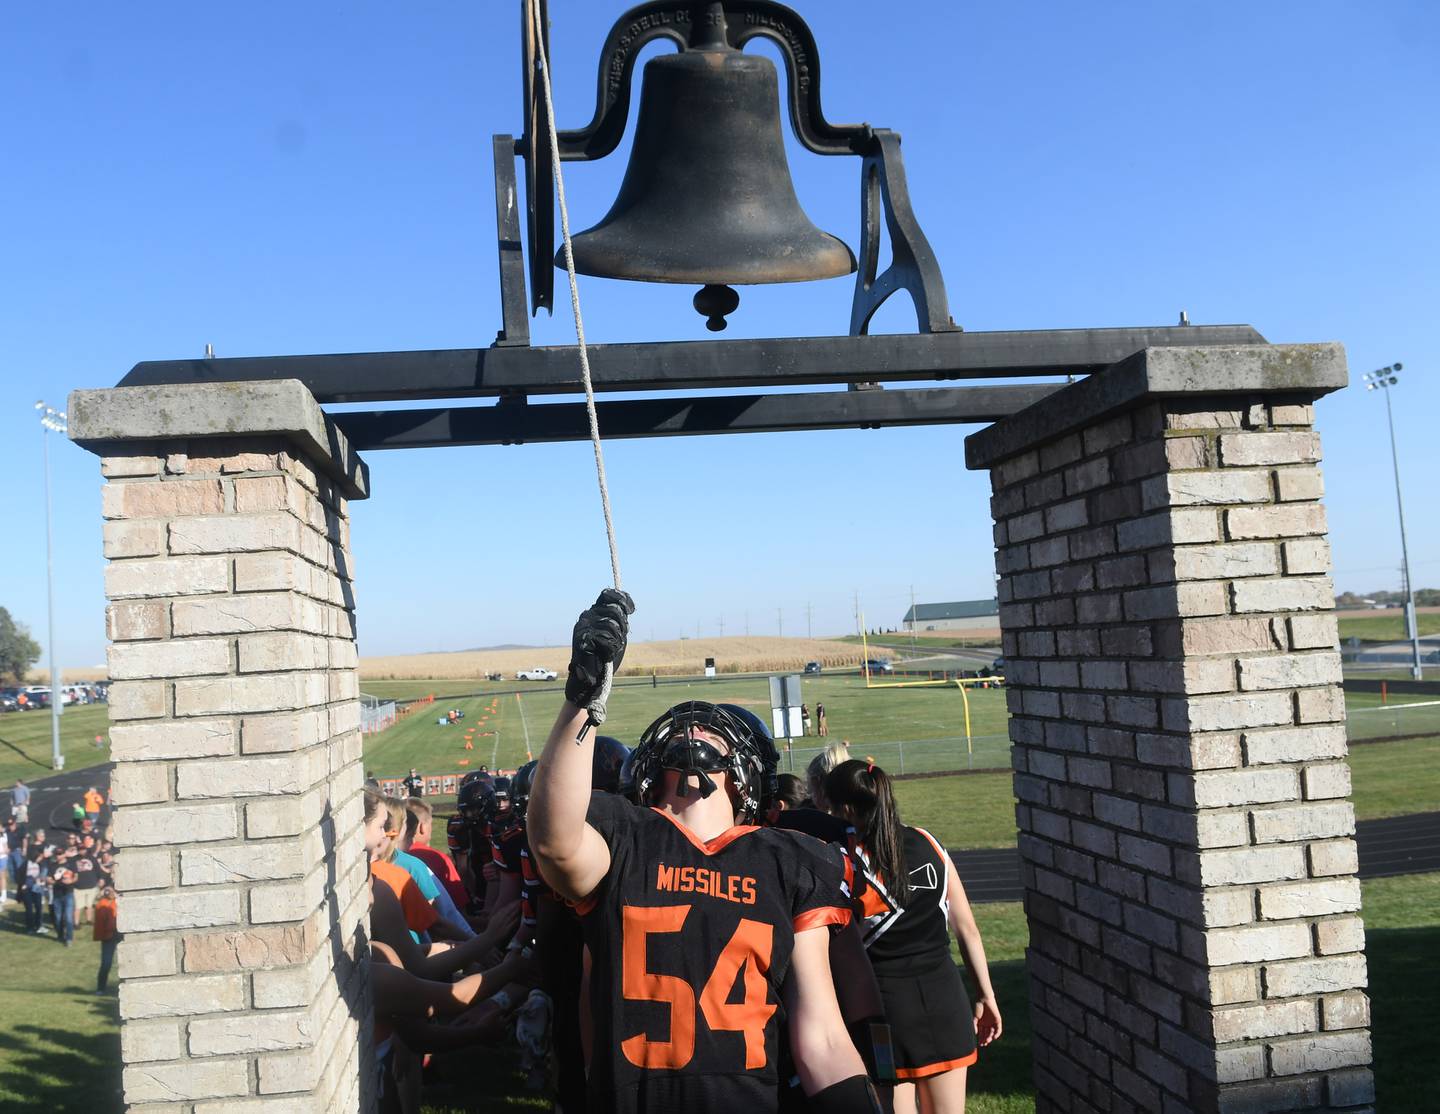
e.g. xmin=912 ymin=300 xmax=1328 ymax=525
xmin=1346 ymin=699 xmax=1440 ymax=743
xmin=777 ymin=734 xmax=1013 ymax=778
xmin=360 ymin=695 xmax=398 ymax=735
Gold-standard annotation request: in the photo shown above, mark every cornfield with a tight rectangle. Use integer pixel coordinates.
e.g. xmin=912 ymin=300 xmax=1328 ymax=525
xmin=359 ymin=636 xmax=871 ymax=680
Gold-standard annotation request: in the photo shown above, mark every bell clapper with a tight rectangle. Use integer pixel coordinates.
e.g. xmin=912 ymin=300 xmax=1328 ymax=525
xmin=694 ymin=284 xmax=740 ymax=332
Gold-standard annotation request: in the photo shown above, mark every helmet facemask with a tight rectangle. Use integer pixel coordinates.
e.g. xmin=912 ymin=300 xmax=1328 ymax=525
xmin=634 ymin=702 xmax=770 ymax=823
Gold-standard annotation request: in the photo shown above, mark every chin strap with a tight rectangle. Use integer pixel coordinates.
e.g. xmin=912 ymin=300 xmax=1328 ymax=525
xmin=675 ymin=770 xmax=717 ymax=800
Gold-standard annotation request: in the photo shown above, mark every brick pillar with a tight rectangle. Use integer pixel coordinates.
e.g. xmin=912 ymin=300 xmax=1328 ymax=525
xmin=69 ymin=382 xmax=375 ymax=1114
xmin=965 ymin=346 xmax=1373 ymax=1113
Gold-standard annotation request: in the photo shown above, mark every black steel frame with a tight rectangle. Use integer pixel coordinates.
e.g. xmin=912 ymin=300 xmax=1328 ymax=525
xmin=108 ymin=1 xmax=1271 ymax=451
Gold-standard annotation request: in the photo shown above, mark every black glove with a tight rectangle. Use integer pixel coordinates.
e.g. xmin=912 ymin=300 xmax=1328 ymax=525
xmin=565 ymin=588 xmax=635 ymax=725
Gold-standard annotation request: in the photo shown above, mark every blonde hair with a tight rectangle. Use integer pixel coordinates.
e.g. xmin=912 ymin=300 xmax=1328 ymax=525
xmin=807 ymin=740 xmax=851 ymax=809
xmin=381 ymin=798 xmax=407 ymax=862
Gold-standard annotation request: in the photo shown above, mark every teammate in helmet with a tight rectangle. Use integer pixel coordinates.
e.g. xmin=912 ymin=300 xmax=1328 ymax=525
xmin=529 ymin=590 xmax=879 ymax=1114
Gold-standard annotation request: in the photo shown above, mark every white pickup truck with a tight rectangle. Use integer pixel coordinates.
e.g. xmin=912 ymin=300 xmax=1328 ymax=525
xmin=515 ymin=666 xmax=558 ymax=681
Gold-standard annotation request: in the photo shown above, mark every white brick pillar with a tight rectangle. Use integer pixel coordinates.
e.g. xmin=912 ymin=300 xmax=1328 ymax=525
xmin=69 ymin=381 xmax=375 ymax=1114
xmin=965 ymin=346 xmax=1373 ymax=1113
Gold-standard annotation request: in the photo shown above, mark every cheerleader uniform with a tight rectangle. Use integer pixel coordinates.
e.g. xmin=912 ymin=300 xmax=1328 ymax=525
xmin=855 ymin=826 xmax=977 ymax=1080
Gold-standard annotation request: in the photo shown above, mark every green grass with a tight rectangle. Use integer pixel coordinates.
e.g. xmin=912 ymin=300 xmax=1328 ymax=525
xmin=0 ymin=705 xmax=113 ymax=787
xmin=1337 ymin=613 xmax=1440 ymax=643
xmin=3 ymin=870 xmax=1436 ymax=1114
xmin=362 ymin=675 xmax=1013 ymax=782
xmin=964 ymin=901 xmax=1036 ymax=1114
xmin=1348 ymin=737 xmax=1440 ymax=820
xmin=894 ymin=772 xmax=1020 ymax=849
xmin=1345 ymin=694 xmax=1440 ymax=742
xmin=1359 ymin=873 xmax=1440 ymax=1113
xmin=0 ymin=904 xmax=121 ymax=1112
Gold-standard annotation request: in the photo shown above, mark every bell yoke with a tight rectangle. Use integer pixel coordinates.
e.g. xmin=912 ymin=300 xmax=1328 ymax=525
xmin=529 ymin=0 xmax=950 ymax=333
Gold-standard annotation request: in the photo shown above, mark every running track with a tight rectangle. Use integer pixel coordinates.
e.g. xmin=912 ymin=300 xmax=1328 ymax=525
xmin=953 ymin=812 xmax=1440 ymax=904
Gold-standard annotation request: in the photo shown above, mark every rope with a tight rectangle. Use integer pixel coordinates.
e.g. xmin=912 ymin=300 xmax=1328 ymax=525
xmin=530 ymin=0 xmax=623 ymax=592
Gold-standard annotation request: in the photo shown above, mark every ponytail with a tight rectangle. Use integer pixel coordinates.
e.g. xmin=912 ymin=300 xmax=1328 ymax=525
xmin=825 ymin=759 xmax=909 ymax=907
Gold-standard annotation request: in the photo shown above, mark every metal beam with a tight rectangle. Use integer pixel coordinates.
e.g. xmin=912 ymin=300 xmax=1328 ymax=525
xmin=118 ymin=324 xmax=1266 ymax=404
xmin=330 ymin=384 xmax=1066 ymax=450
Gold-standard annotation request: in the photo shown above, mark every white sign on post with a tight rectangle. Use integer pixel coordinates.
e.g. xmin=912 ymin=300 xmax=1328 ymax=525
xmin=769 ymin=674 xmax=804 ymax=740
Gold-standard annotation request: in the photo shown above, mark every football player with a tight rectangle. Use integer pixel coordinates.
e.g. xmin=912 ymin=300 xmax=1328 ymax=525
xmin=529 ymin=590 xmax=880 ymax=1113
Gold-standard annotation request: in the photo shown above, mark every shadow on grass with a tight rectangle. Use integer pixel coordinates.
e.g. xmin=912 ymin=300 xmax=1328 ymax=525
xmin=966 ymin=958 xmax=1035 ymax=1112
xmin=0 ymin=1018 xmax=121 ymax=1114
xmin=0 ymin=731 xmax=54 ymax=770
xmin=1369 ymin=922 xmax=1439 ymax=1113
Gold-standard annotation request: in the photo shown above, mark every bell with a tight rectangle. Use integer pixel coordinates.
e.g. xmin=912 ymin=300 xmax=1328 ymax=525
xmin=563 ymin=23 xmax=854 ymax=328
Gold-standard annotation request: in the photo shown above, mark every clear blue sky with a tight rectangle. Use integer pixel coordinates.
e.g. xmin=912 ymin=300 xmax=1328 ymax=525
xmin=2 ymin=1 xmax=1437 ymax=667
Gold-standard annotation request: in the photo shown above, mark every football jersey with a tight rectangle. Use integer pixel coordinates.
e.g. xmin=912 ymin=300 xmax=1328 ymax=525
xmin=580 ymin=794 xmax=853 ymax=1113
xmin=853 ymin=826 xmax=951 ymax=975
xmin=773 ymin=807 xmax=851 ymax=846
xmin=492 ymin=823 xmax=524 ymax=875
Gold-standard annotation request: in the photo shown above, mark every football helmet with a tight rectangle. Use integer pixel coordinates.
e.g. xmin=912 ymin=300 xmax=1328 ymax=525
xmin=511 ymin=760 xmax=538 ymax=822
xmin=632 ymin=701 xmax=777 ymax=822
xmin=592 ymin=735 xmax=632 ymax=795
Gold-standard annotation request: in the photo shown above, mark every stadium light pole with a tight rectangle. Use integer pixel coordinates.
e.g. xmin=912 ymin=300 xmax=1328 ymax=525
xmin=1361 ymin=364 xmax=1423 ymax=680
xmin=36 ymin=401 xmax=68 ymax=770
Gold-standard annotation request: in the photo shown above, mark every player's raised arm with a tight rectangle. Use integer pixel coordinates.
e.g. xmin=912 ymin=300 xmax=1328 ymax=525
xmin=529 ymin=589 xmax=634 ymax=903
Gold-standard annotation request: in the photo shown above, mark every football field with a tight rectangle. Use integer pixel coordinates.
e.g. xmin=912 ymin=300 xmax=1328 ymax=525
xmin=359 ymin=672 xmax=1012 ymax=781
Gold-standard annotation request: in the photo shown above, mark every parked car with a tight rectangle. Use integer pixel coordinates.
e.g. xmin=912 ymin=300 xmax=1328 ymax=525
xmin=0 ymin=689 xmax=20 ymax=712
xmin=980 ymin=656 xmax=1005 ymax=677
xmin=861 ymin=659 xmax=893 ymax=674
xmin=516 ymin=666 xmax=558 ymax=681
xmin=804 ymin=661 xmax=822 ymax=675
xmin=20 ymin=687 xmax=51 ymax=709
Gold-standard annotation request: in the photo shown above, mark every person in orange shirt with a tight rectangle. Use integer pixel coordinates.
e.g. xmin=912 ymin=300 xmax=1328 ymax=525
xmin=94 ymin=886 xmax=118 ymax=994
xmin=84 ymin=787 xmax=104 ymax=824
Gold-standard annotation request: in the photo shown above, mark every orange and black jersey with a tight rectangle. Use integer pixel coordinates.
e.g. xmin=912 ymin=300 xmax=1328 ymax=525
xmin=492 ymin=823 xmax=524 ymax=875
xmin=854 ymin=826 xmax=951 ymax=974
xmin=580 ymin=793 xmax=853 ymax=1113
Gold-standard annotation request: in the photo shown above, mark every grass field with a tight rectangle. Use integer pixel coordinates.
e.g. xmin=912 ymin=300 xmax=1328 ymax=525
xmin=0 ymin=705 xmax=112 ymax=788
xmin=361 ymin=674 xmax=1014 ymax=782
xmin=1336 ymin=612 xmax=1440 ymax=643
xmin=5 ymin=875 xmax=1434 ymax=1114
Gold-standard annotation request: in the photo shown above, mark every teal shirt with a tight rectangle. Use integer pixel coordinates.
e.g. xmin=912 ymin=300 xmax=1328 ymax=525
xmin=392 ymin=850 xmax=442 ymax=903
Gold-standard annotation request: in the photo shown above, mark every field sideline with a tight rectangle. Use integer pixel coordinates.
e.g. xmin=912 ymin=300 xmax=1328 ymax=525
xmin=5 ymin=875 xmax=1435 ymax=1113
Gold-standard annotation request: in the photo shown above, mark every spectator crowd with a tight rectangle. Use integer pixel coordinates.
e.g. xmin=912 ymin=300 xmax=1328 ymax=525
xmin=4 ymin=779 xmax=119 ymax=993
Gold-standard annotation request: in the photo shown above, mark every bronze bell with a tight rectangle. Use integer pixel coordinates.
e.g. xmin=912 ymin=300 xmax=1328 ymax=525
xmin=562 ymin=19 xmax=855 ymax=329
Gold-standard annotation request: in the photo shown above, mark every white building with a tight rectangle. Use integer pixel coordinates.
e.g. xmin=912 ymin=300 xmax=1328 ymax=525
xmin=901 ymin=598 xmax=999 ymax=632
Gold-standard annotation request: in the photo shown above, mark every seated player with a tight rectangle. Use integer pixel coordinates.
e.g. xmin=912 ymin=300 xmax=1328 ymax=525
xmin=529 ymin=590 xmax=879 ymax=1113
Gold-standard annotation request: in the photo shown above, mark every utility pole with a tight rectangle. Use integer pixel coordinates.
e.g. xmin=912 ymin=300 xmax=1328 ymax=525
xmin=806 ymin=602 xmax=813 ymax=640
xmin=910 ymin=584 xmax=918 ymax=650
xmin=777 ymin=608 xmax=783 ymax=638
xmin=744 ymin=610 xmax=750 ymax=636
xmin=718 ymin=617 xmax=725 ymax=638
xmin=1362 ymin=364 xmax=1423 ymax=679
xmin=36 ymin=402 xmax=67 ymax=770
xmin=853 ymin=590 xmax=861 ymax=636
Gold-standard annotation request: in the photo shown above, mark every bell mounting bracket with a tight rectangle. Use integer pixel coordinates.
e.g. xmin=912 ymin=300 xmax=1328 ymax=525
xmin=510 ymin=0 xmax=956 ymax=339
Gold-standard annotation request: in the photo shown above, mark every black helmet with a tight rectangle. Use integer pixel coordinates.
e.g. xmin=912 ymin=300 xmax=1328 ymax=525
xmin=718 ymin=703 xmax=780 ymax=817
xmin=593 ymin=736 xmax=632 ymax=795
xmin=488 ymin=776 xmax=514 ymax=825
xmin=632 ymin=701 xmax=774 ymax=823
xmin=618 ymin=746 xmax=642 ymax=803
xmin=457 ymin=777 xmax=495 ymax=819
xmin=511 ymin=761 xmax=538 ymax=822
